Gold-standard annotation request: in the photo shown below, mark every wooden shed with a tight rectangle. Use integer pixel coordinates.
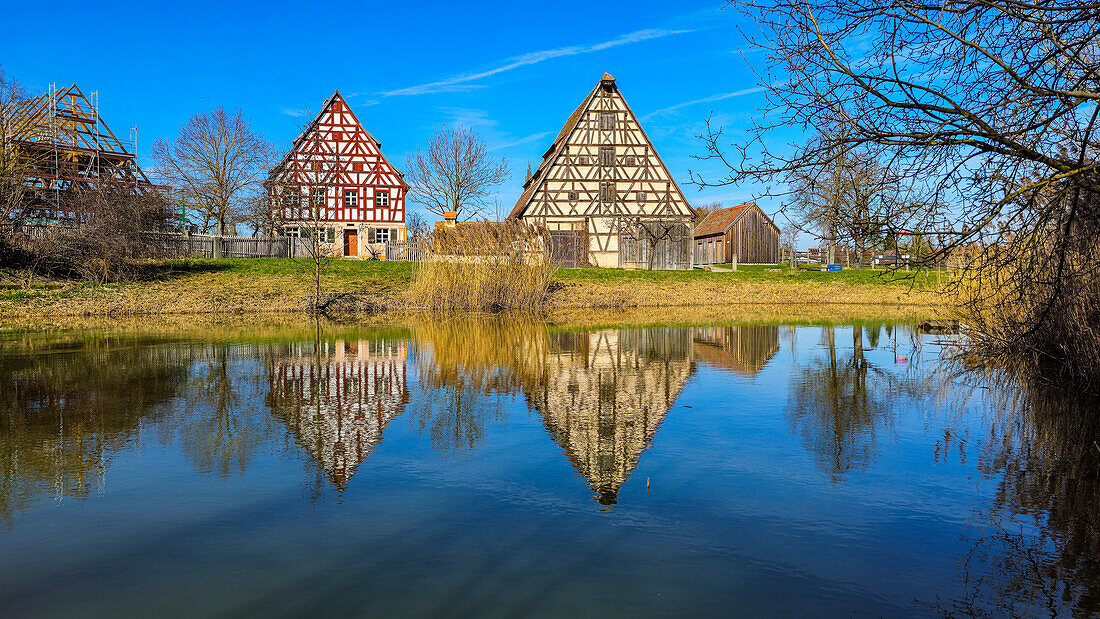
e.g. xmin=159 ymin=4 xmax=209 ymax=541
xmin=693 ymin=202 xmax=780 ymax=265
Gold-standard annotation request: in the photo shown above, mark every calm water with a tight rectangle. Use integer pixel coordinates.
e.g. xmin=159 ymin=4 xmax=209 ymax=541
xmin=1 ymin=320 xmax=1097 ymax=617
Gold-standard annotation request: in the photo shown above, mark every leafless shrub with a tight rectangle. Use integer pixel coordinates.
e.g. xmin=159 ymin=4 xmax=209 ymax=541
xmin=12 ymin=188 xmax=174 ymax=282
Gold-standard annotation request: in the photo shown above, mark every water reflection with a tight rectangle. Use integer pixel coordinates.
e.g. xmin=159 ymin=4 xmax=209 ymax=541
xmin=938 ymin=376 xmax=1100 ymax=616
xmin=0 ymin=335 xmax=190 ymax=522
xmin=3 ymin=321 xmax=1100 ymax=615
xmin=524 ymin=328 xmax=694 ymax=509
xmin=787 ymin=323 xmax=924 ymax=477
xmin=268 ymin=338 xmax=409 ymax=489
xmin=693 ymin=325 xmax=779 ymax=376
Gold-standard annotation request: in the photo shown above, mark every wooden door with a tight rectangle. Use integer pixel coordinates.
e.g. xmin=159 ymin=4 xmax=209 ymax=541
xmin=344 ymin=229 xmax=358 ymax=256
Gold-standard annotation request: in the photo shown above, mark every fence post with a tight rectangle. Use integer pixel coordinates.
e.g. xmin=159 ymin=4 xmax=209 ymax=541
xmin=213 ymin=236 xmax=224 ymax=259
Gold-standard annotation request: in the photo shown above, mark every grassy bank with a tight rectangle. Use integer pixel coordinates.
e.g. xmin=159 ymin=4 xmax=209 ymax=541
xmin=0 ymin=258 xmax=947 ymax=322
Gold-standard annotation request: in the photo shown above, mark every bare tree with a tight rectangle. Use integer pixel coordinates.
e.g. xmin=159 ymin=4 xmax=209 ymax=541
xmin=0 ymin=66 xmax=28 ymax=225
xmin=405 ymin=125 xmax=509 ymax=222
xmin=406 ymin=209 xmax=426 ymax=241
xmin=152 ymin=108 xmax=272 ymax=236
xmin=692 ymin=201 xmax=721 ymax=227
xmin=781 ymin=224 xmax=798 ymax=269
xmin=696 ymin=0 xmax=1100 ymax=383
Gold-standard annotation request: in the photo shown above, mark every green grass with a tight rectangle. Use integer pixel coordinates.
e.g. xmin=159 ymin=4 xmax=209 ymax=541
xmin=553 ymin=263 xmax=946 ymax=287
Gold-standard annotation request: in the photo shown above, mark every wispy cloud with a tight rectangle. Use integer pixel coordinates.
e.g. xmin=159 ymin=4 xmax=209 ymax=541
xmin=489 ymin=131 xmax=552 ymax=152
xmin=281 ymin=107 xmax=308 ymax=117
xmin=381 ymin=27 xmax=695 ymax=97
xmin=642 ymin=86 xmax=766 ymax=120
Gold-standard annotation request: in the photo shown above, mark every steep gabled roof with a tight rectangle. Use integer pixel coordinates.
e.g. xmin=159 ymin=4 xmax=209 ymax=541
xmin=694 ymin=202 xmax=779 ymax=238
xmin=270 ymin=90 xmax=408 ymax=188
xmin=507 ymin=72 xmax=691 ymax=221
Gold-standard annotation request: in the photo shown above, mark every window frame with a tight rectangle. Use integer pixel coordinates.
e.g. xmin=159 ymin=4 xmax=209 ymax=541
xmin=375 ymin=189 xmax=390 ymax=207
xmin=344 ymin=189 xmax=358 ymax=206
xmin=599 ymin=147 xmax=614 ymax=167
xmin=599 ymin=111 xmax=616 ymax=131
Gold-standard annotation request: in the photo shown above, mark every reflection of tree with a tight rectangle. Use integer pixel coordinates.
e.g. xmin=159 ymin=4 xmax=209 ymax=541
xmin=268 ymin=337 xmax=408 ymax=489
xmin=937 ymin=379 xmax=1100 ymax=616
xmin=693 ymin=326 xmax=779 ymax=376
xmin=524 ymin=328 xmax=694 ymax=509
xmin=0 ymin=335 xmax=188 ymax=522
xmin=408 ymin=319 xmax=548 ymax=456
xmin=787 ymin=324 xmax=919 ymax=477
xmin=174 ymin=344 xmax=271 ymax=476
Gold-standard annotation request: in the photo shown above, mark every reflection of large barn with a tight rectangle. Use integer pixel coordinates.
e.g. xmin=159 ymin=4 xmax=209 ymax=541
xmin=692 ymin=326 xmax=780 ymax=377
xmin=269 ymin=339 xmax=408 ymax=488
xmin=525 ymin=329 xmax=694 ymax=508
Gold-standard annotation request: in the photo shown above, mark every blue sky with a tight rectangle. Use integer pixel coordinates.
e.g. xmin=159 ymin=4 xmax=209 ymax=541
xmin=1 ymin=0 xmax=798 ymax=227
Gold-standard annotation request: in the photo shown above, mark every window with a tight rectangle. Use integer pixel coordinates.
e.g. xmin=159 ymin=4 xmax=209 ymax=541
xmin=625 ymin=155 xmax=635 ymax=166
xmin=375 ymin=190 xmax=390 ymax=207
xmin=599 ymin=147 xmax=614 ymax=167
xmin=599 ymin=111 xmax=616 ymax=131
xmin=308 ymin=227 xmax=335 ymax=243
xmin=578 ymin=155 xmax=589 ymax=166
xmin=600 ymin=181 xmax=615 ymax=203
xmin=568 ymin=190 xmax=579 ymax=201
xmin=344 ymin=190 xmax=358 ymax=206
xmin=311 ymin=188 xmax=326 ymax=207
xmin=637 ymin=191 xmax=647 ymax=203
xmin=368 ymin=228 xmax=392 ymax=243
xmin=282 ymin=226 xmax=300 ymax=238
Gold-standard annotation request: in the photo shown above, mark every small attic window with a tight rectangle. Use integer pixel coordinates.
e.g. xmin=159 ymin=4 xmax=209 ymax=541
xmin=599 ymin=112 xmax=616 ymax=131
xmin=578 ymin=155 xmax=589 ymax=166
xmin=568 ymin=191 xmax=579 ymax=201
xmin=625 ymin=155 xmax=635 ymax=166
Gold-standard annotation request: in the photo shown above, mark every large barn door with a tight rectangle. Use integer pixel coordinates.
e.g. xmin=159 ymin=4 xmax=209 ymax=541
xmin=548 ymin=230 xmax=589 ymax=267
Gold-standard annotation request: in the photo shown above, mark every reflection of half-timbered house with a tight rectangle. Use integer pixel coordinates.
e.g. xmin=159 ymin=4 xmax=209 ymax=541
xmin=269 ymin=338 xmax=409 ymax=488
xmin=525 ymin=328 xmax=694 ymax=508
xmin=268 ymin=91 xmax=408 ymax=257
xmin=507 ymin=74 xmax=695 ymax=269
xmin=693 ymin=326 xmax=780 ymax=376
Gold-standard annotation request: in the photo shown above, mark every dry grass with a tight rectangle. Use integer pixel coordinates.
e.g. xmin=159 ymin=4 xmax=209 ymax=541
xmin=0 ymin=256 xmax=945 ymax=325
xmin=404 ymin=222 xmax=554 ymax=311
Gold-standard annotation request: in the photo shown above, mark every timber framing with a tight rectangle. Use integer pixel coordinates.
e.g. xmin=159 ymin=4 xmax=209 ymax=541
xmin=508 ymin=73 xmax=694 ymax=268
xmin=4 ymin=84 xmax=159 ymax=221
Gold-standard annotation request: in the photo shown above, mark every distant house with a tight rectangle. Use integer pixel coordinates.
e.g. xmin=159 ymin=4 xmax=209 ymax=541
xmin=507 ymin=73 xmax=695 ymax=269
xmin=268 ymin=91 xmax=407 ymax=257
xmin=693 ymin=202 xmax=780 ymax=265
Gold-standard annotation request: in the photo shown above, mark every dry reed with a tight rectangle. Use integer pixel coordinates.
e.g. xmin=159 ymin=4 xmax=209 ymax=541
xmin=405 ymin=221 xmax=555 ymax=311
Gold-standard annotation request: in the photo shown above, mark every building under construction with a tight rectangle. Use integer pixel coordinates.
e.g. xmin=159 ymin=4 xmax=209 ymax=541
xmin=3 ymin=83 xmax=159 ymax=223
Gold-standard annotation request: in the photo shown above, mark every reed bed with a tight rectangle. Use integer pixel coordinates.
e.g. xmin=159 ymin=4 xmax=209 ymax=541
xmin=405 ymin=221 xmax=555 ymax=311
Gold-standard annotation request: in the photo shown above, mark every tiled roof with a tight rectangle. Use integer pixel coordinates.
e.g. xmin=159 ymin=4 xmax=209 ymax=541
xmin=693 ymin=202 xmax=755 ymax=237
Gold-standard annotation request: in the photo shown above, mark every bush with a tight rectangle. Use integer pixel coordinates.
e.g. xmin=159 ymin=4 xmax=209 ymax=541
xmin=4 ymin=188 xmax=174 ymax=282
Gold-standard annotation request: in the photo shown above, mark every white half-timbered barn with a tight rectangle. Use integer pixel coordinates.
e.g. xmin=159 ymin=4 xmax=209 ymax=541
xmin=268 ymin=91 xmax=407 ymax=257
xmin=507 ymin=73 xmax=695 ymax=269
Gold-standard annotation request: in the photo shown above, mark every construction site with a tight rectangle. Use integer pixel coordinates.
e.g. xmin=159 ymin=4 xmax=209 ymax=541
xmin=3 ymin=83 xmax=161 ymax=223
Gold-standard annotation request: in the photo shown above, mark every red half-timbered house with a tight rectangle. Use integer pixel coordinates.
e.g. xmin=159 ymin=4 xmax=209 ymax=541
xmin=268 ymin=91 xmax=407 ymax=257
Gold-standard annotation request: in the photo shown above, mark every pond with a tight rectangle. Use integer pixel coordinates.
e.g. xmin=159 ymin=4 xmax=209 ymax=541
xmin=0 ymin=319 xmax=1097 ymax=617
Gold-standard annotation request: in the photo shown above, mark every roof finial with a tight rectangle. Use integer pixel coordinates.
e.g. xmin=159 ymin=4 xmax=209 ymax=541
xmin=600 ymin=72 xmax=615 ymax=83
xmin=525 ymin=162 xmax=532 ymax=182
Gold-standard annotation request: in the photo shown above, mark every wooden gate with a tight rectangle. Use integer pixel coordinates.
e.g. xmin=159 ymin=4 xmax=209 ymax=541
xmin=619 ymin=221 xmax=692 ymax=270
xmin=548 ymin=230 xmax=589 ymax=267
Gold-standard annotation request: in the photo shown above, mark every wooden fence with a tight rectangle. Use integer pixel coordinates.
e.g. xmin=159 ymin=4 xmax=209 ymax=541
xmin=384 ymin=241 xmax=424 ymax=262
xmin=151 ymin=233 xmax=311 ymax=259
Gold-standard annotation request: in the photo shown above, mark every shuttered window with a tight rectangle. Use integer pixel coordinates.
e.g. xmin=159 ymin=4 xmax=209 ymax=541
xmin=568 ymin=190 xmax=579 ymax=201
xmin=600 ymin=182 xmax=615 ymax=203
xmin=599 ymin=111 xmax=615 ymax=130
xmin=637 ymin=191 xmax=647 ymax=203
xmin=599 ymin=147 xmax=614 ymax=167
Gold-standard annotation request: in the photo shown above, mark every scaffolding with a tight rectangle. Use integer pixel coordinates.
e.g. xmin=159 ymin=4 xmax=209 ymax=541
xmin=4 ymin=83 xmax=158 ymax=223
